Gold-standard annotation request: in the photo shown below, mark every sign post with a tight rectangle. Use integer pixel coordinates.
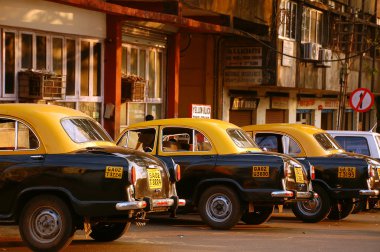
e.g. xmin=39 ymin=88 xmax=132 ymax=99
xmin=349 ymin=88 xmax=374 ymax=113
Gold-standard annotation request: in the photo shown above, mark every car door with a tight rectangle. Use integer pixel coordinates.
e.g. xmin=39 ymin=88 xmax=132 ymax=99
xmin=156 ymin=126 xmax=217 ymax=201
xmin=0 ymin=117 xmax=45 ymax=215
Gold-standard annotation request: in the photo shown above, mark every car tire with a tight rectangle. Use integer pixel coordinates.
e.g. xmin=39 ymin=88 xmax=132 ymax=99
xmin=327 ymin=200 xmax=354 ymax=220
xmin=241 ymin=206 xmax=274 ymax=225
xmin=19 ymin=195 xmax=75 ymax=252
xmin=90 ymin=222 xmax=130 ymax=242
xmin=198 ymin=185 xmax=242 ymax=230
xmin=291 ymin=184 xmax=331 ymax=223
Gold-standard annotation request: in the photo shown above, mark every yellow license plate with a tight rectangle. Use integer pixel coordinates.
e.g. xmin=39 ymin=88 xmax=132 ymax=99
xmin=294 ymin=167 xmax=304 ymax=183
xmin=147 ymin=169 xmax=162 ymax=189
xmin=338 ymin=167 xmax=356 ymax=178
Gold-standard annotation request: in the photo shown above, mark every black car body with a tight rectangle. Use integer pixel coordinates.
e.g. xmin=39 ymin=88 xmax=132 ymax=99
xmin=243 ymin=123 xmax=380 ymax=222
xmin=0 ymin=104 xmax=184 ymax=252
xmin=117 ymin=118 xmax=316 ymax=229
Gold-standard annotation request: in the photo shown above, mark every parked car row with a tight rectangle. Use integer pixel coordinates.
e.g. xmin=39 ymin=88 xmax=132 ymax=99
xmin=0 ymin=103 xmax=379 ymax=251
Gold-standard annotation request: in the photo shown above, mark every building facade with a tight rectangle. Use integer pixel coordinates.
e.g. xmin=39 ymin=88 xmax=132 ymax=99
xmin=0 ymin=0 xmax=379 ymax=138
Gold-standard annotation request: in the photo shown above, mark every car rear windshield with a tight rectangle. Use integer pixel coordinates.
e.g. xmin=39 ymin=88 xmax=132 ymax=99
xmin=314 ymin=133 xmax=341 ymax=150
xmin=376 ymin=136 xmax=380 ymax=149
xmin=61 ymin=118 xmax=112 ymax=143
xmin=227 ymin=128 xmax=258 ymax=148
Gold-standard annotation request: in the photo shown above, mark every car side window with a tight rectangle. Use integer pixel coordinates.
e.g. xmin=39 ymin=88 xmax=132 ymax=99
xmin=255 ymin=133 xmax=284 ymax=153
xmin=283 ymin=135 xmax=301 ymax=156
xmin=118 ymin=128 xmax=156 ymax=153
xmin=0 ymin=118 xmax=39 ymax=150
xmin=162 ymin=127 xmax=212 ymax=152
xmin=334 ymin=136 xmax=370 ymax=156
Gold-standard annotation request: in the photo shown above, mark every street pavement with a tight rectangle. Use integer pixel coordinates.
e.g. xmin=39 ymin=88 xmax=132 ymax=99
xmin=0 ymin=209 xmax=379 ymax=252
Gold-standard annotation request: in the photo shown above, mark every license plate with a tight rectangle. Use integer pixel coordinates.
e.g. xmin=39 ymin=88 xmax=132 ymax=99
xmin=338 ymin=167 xmax=356 ymax=178
xmin=147 ymin=169 xmax=162 ymax=189
xmin=294 ymin=168 xmax=305 ymax=183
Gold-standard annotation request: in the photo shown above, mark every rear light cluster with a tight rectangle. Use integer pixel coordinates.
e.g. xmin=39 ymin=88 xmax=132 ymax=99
xmin=129 ymin=166 xmax=136 ymax=185
xmin=368 ymin=165 xmax=375 ymax=178
xmin=174 ymin=164 xmax=181 ymax=182
xmin=284 ymin=161 xmax=292 ymax=177
xmin=310 ymin=165 xmax=315 ymax=180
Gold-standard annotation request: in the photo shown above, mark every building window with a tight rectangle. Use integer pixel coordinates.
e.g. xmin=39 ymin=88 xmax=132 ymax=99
xmin=21 ymin=33 xmax=33 ymax=69
xmin=66 ymin=39 xmax=76 ymax=96
xmin=0 ymin=28 xmax=104 ymax=123
xmin=52 ymin=37 xmax=63 ymax=75
xmin=121 ymin=44 xmax=165 ymax=126
xmin=36 ymin=35 xmax=47 ymax=70
xmin=302 ymin=7 xmax=323 ymax=44
xmin=278 ymin=0 xmax=297 ymax=40
xmin=4 ymin=31 xmax=16 ymax=96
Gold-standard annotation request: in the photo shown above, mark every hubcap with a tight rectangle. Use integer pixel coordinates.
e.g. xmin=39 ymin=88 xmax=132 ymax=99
xmin=297 ymin=197 xmax=322 ymax=216
xmin=30 ymin=208 xmax=62 ymax=243
xmin=205 ymin=193 xmax=232 ymax=222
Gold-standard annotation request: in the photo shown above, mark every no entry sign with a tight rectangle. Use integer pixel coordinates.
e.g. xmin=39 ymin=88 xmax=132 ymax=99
xmin=349 ymin=88 xmax=374 ymax=112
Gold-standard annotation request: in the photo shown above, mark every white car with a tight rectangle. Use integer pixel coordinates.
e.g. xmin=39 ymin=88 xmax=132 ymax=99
xmin=327 ymin=130 xmax=380 ymax=159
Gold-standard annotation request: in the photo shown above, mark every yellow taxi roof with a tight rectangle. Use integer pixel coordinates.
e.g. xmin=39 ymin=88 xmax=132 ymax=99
xmin=122 ymin=118 xmax=262 ymax=154
xmin=242 ymin=123 xmax=344 ymax=157
xmin=0 ymin=103 xmax=114 ymax=154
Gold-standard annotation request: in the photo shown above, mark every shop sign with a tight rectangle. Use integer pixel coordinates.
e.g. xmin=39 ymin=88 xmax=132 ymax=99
xmin=231 ymin=97 xmax=258 ymax=110
xmin=224 ymin=69 xmax=262 ymax=86
xmin=297 ymin=98 xmax=315 ymax=109
xmin=323 ymin=99 xmax=339 ymax=109
xmin=282 ymin=40 xmax=294 ymax=67
xmin=225 ymin=47 xmax=262 ymax=67
xmin=191 ymin=104 xmax=211 ymax=119
xmin=322 ymin=99 xmax=350 ymax=109
xmin=271 ymin=97 xmax=289 ymax=109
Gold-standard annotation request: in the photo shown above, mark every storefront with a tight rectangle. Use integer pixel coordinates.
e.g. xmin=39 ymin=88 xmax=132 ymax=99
xmin=0 ymin=0 xmax=106 ymax=122
xmin=119 ymin=25 xmax=167 ymax=131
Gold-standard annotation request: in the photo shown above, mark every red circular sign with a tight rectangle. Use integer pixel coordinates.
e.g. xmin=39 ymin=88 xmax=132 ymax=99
xmin=349 ymin=88 xmax=374 ymax=113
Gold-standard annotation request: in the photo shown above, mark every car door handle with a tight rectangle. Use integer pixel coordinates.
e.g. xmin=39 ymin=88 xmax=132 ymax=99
xmin=30 ymin=155 xmax=44 ymax=160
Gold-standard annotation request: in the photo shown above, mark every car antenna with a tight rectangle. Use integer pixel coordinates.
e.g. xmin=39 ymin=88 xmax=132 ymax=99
xmin=369 ymin=123 xmax=377 ymax=132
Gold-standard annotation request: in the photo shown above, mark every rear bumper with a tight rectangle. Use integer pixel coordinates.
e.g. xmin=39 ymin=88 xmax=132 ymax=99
xmin=359 ymin=189 xmax=379 ymax=196
xmin=271 ymin=190 xmax=317 ymax=200
xmin=115 ymin=197 xmax=186 ymax=211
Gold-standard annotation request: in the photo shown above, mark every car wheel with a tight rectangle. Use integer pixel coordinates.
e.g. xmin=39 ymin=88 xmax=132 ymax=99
xmin=19 ymin=195 xmax=75 ymax=252
xmin=291 ymin=184 xmax=331 ymax=223
xmin=241 ymin=206 xmax=274 ymax=225
xmin=90 ymin=222 xmax=130 ymax=242
xmin=198 ymin=185 xmax=242 ymax=230
xmin=327 ymin=200 xmax=354 ymax=220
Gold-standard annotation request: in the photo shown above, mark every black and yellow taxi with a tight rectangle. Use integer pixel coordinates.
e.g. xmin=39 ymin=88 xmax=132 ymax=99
xmin=116 ymin=118 xmax=316 ymax=230
xmin=243 ymin=123 xmax=380 ymax=223
xmin=0 ymin=104 xmax=184 ymax=252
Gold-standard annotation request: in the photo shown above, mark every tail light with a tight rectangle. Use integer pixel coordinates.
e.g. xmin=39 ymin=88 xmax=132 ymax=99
xmin=129 ymin=166 xmax=136 ymax=185
xmin=174 ymin=164 xmax=181 ymax=182
xmin=310 ymin=165 xmax=315 ymax=180
xmin=284 ymin=162 xmax=291 ymax=177
xmin=368 ymin=165 xmax=375 ymax=178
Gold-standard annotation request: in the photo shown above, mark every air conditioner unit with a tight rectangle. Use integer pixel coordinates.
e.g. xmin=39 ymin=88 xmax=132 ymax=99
xmin=317 ymin=48 xmax=332 ymax=67
xmin=301 ymin=43 xmax=320 ymax=61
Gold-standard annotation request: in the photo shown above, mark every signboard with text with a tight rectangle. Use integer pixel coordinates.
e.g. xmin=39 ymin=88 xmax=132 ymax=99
xmin=191 ymin=104 xmax=211 ymax=118
xmin=225 ymin=47 xmax=262 ymax=67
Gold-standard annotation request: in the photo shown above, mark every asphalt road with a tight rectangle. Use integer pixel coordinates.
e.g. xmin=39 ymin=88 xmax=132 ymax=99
xmin=0 ymin=209 xmax=379 ymax=252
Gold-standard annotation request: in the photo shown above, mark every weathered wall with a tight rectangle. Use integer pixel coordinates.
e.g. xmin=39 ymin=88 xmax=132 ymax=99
xmin=0 ymin=0 xmax=106 ymax=38
xmin=179 ymin=33 xmax=215 ymax=117
xmin=184 ymin=0 xmax=272 ymax=25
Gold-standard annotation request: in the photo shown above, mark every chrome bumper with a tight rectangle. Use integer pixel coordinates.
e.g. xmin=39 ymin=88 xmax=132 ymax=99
xmin=359 ymin=189 xmax=379 ymax=196
xmin=271 ymin=190 xmax=317 ymax=199
xmin=115 ymin=198 xmax=186 ymax=211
